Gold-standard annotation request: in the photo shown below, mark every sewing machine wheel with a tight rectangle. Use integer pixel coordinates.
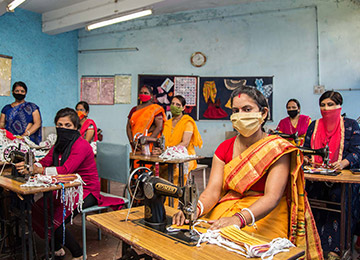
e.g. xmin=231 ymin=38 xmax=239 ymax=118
xmin=3 ymin=144 xmax=19 ymax=162
xmin=128 ymin=167 xmax=153 ymax=200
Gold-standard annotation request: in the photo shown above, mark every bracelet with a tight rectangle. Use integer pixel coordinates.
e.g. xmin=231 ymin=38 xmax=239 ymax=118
xmin=27 ymin=130 xmax=31 ymax=136
xmin=241 ymin=208 xmax=256 ymax=227
xmin=197 ymin=200 xmax=204 ymax=217
xmin=233 ymin=212 xmax=246 ymax=228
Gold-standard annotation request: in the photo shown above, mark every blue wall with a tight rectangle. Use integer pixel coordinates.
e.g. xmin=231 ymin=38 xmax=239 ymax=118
xmin=0 ymin=8 xmax=78 ymax=126
xmin=75 ymin=0 xmax=358 ymax=156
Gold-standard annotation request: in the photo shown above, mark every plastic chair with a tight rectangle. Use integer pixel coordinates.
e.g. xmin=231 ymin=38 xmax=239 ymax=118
xmin=81 ymin=143 xmax=130 ymax=259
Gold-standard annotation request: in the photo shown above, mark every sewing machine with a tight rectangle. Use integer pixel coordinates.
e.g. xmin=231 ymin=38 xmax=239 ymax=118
xmin=2 ymin=144 xmax=34 ymax=179
xmin=270 ymin=130 xmax=299 ymax=146
xmin=298 ymin=144 xmax=330 ymax=167
xmin=127 ymin=167 xmax=199 ymax=244
xmin=133 ymin=133 xmax=165 ymax=155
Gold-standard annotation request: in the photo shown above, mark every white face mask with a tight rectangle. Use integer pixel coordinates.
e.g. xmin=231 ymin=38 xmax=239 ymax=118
xmin=230 ymin=112 xmax=264 ymax=137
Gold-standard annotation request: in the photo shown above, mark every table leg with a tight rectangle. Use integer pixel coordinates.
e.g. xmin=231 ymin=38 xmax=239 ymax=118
xmin=20 ymin=197 xmax=26 ymax=260
xmin=44 ymin=192 xmax=49 ymax=260
xmin=49 ymin=193 xmax=55 ymax=258
xmin=340 ymin=183 xmax=346 ymax=255
xmin=25 ymin=196 xmax=33 ymax=259
xmin=346 ymin=184 xmax=352 ymax=254
xmin=179 ymin=163 xmax=184 ymax=187
xmin=168 ymin=164 xmax=174 ymax=207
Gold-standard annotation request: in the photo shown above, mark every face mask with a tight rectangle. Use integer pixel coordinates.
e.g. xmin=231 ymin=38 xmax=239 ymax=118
xmin=55 ymin=127 xmax=79 ymax=152
xmin=321 ymin=107 xmax=341 ymax=132
xmin=139 ymin=94 xmax=151 ymax=102
xmin=170 ymin=105 xmax=183 ymax=117
xmin=13 ymin=93 xmax=25 ymax=101
xmin=77 ymin=111 xmax=86 ymax=120
xmin=287 ymin=110 xmax=299 ymax=119
xmin=230 ymin=112 xmax=264 ymax=137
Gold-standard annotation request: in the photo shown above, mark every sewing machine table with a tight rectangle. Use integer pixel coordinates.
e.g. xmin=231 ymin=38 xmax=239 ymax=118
xmin=86 ymin=206 xmax=305 ymax=260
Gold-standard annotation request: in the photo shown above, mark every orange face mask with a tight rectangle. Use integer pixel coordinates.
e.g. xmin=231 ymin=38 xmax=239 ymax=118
xmin=77 ymin=111 xmax=86 ymax=120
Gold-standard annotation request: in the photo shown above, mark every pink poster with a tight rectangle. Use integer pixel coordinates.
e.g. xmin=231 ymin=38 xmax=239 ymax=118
xmin=81 ymin=77 xmax=114 ymax=105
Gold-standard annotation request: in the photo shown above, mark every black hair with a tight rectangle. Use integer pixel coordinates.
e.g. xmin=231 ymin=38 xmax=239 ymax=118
xmin=54 ymin=107 xmax=81 ymax=130
xmin=230 ymin=86 xmax=269 ymax=127
xmin=141 ymin=85 xmax=153 ymax=95
xmin=76 ymin=101 xmax=89 ymax=113
xmin=286 ymin=99 xmax=301 ymax=109
xmin=12 ymin=81 xmax=27 ymax=93
xmin=319 ymin=90 xmax=343 ymax=106
xmin=172 ymin=95 xmax=186 ymax=107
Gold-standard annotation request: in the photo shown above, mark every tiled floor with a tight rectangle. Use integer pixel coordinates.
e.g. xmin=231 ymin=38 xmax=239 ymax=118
xmin=1 ymin=167 xmax=210 ymax=260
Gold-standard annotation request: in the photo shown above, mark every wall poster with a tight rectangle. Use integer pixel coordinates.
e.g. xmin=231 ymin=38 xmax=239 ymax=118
xmin=0 ymin=55 xmax=12 ymax=96
xmin=114 ymin=74 xmax=131 ymax=104
xmin=80 ymin=76 xmax=114 ymax=105
xmin=199 ymin=76 xmax=273 ymax=120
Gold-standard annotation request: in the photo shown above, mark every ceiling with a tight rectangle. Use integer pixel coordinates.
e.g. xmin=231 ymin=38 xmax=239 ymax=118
xmin=0 ymin=0 xmax=264 ymax=34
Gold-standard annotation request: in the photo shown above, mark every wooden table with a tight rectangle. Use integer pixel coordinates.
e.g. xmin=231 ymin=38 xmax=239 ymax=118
xmin=87 ymin=206 xmax=305 ymax=260
xmin=305 ymin=170 xmax=360 ymax=256
xmin=0 ymin=174 xmax=80 ymax=260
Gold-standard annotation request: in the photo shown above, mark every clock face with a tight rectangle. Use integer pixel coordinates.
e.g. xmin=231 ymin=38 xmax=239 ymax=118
xmin=191 ymin=52 xmax=206 ymax=67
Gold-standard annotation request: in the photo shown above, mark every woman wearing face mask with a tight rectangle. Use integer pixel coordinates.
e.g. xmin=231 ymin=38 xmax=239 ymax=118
xmin=276 ymin=99 xmax=311 ymax=146
xmin=304 ymin=91 xmax=360 ymax=258
xmin=126 ymin=85 xmax=166 ymax=151
xmin=0 ymin=81 xmax=42 ymax=144
xmin=173 ymin=86 xmax=323 ymax=259
xmin=75 ymin=101 xmax=98 ymax=143
xmin=16 ymin=108 xmax=123 ymax=259
xmin=154 ymin=95 xmax=202 ymax=193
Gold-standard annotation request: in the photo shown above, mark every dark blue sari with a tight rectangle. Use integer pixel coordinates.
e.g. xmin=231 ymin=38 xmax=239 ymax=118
xmin=1 ymin=102 xmax=42 ymax=144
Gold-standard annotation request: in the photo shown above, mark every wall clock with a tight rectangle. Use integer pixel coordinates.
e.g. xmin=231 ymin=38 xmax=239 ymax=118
xmin=190 ymin=52 xmax=207 ymax=67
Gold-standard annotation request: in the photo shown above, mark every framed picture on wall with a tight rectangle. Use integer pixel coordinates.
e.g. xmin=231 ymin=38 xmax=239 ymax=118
xmin=199 ymin=76 xmax=273 ymax=120
xmin=80 ymin=76 xmax=114 ymax=105
xmin=138 ymin=74 xmax=199 ymax=120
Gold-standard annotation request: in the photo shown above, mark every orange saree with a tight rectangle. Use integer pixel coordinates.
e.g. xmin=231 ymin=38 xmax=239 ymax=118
xmin=130 ymin=104 xmax=166 ymax=144
xmin=205 ymin=135 xmax=323 ymax=259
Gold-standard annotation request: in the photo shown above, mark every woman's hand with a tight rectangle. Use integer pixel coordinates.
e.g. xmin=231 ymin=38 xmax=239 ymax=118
xmin=209 ymin=216 xmax=241 ymax=230
xmin=152 ymin=147 xmax=162 ymax=155
xmin=303 ymin=156 xmax=312 ymax=165
xmin=15 ymin=161 xmax=28 ymax=175
xmin=331 ymin=159 xmax=349 ymax=171
xmin=172 ymin=210 xmax=189 ymax=226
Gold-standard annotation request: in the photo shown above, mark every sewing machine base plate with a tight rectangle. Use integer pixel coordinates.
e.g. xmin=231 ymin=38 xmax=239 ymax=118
xmin=132 ymin=216 xmax=199 ymax=246
xmin=303 ymin=170 xmax=340 ymax=176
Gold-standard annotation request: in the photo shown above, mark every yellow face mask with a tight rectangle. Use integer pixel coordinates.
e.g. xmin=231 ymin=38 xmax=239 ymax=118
xmin=230 ymin=112 xmax=264 ymax=137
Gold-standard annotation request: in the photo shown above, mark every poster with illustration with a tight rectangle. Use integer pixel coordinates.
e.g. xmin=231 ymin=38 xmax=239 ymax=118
xmin=199 ymin=76 xmax=273 ymax=120
xmin=138 ymin=75 xmax=198 ymax=120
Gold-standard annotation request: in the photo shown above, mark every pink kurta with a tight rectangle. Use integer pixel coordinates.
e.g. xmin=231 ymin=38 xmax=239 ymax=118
xmin=32 ymin=137 xmax=123 ymax=239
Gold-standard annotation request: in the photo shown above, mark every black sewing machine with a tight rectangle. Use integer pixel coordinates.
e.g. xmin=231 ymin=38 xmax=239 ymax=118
xmin=298 ymin=144 xmax=330 ymax=167
xmin=270 ymin=130 xmax=299 ymax=146
xmin=127 ymin=167 xmax=199 ymax=245
xmin=133 ymin=134 xmax=166 ymax=155
xmin=2 ymin=144 xmax=34 ymax=181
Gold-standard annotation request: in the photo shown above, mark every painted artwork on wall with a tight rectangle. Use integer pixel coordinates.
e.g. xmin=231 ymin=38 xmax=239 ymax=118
xmin=138 ymin=75 xmax=198 ymax=120
xmin=0 ymin=55 xmax=12 ymax=96
xmin=199 ymin=76 xmax=273 ymax=120
xmin=114 ymin=74 xmax=131 ymax=104
xmin=80 ymin=76 xmax=114 ymax=105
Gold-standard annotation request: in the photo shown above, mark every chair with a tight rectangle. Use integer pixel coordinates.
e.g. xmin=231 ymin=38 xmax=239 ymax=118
xmin=81 ymin=143 xmax=131 ymax=259
xmin=192 ymin=164 xmax=208 ymax=189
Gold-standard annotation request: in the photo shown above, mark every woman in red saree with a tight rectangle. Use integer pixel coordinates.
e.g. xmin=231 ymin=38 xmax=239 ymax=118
xmin=76 ymin=101 xmax=98 ymax=143
xmin=126 ymin=85 xmax=166 ymax=152
xmin=173 ymin=86 xmax=323 ymax=259
xmin=276 ymin=99 xmax=311 ymax=146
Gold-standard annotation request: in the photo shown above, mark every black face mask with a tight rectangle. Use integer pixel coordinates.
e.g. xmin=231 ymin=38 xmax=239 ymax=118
xmin=13 ymin=93 xmax=26 ymax=101
xmin=55 ymin=127 xmax=80 ymax=153
xmin=287 ymin=110 xmax=299 ymax=119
